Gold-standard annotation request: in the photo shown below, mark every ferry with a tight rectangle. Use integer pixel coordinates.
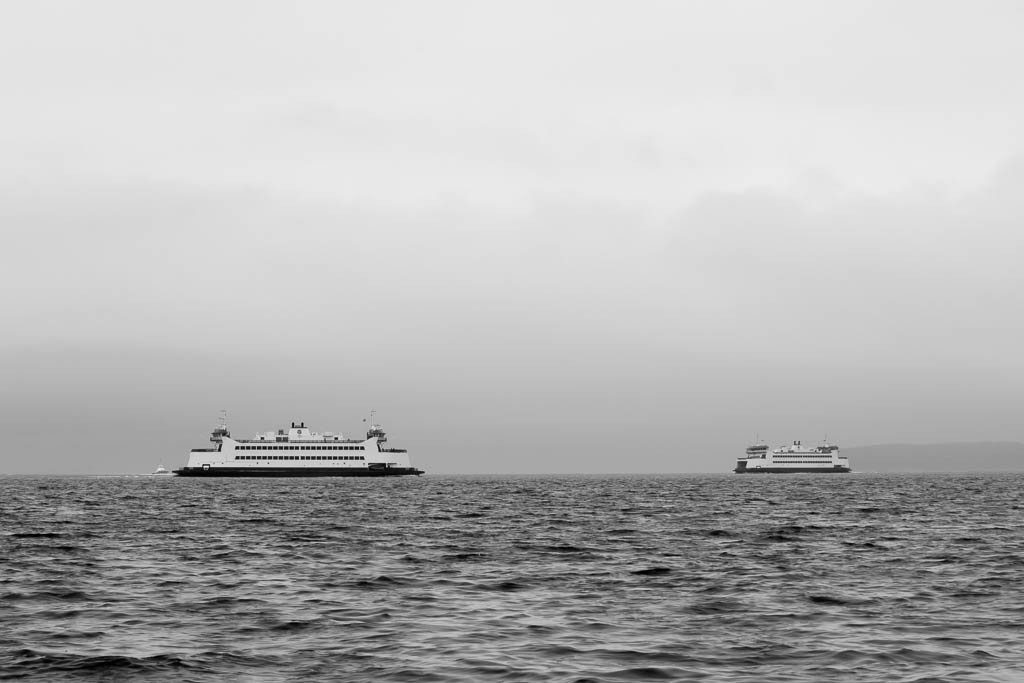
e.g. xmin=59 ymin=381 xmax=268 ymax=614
xmin=174 ymin=413 xmax=424 ymax=477
xmin=734 ymin=440 xmax=850 ymax=473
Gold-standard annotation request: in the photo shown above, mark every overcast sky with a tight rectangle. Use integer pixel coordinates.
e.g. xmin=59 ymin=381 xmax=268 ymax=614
xmin=3 ymin=1 xmax=1024 ymax=474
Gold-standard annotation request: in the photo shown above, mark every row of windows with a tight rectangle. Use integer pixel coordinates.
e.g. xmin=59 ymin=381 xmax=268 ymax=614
xmin=237 ymin=445 xmax=365 ymax=451
xmin=237 ymin=455 xmax=366 ymax=461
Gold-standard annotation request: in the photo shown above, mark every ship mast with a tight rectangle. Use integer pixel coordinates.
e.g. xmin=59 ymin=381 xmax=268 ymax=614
xmin=210 ymin=410 xmax=230 ymax=443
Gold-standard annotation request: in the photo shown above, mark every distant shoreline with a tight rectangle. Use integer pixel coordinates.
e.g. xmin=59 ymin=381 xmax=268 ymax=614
xmin=843 ymin=441 xmax=1024 ymax=473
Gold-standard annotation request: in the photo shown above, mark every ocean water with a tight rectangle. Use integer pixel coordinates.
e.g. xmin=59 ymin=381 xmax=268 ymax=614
xmin=2 ymin=473 xmax=1023 ymax=682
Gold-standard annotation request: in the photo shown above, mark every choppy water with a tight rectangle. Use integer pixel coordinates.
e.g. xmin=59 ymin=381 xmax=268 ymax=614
xmin=2 ymin=473 xmax=1024 ymax=682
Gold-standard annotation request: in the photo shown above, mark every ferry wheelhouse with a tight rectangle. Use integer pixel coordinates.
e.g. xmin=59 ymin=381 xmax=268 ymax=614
xmin=735 ymin=440 xmax=850 ymax=473
xmin=174 ymin=415 xmax=423 ymax=477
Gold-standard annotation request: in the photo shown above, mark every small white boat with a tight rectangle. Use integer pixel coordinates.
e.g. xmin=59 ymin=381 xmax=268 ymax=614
xmin=152 ymin=465 xmax=172 ymax=475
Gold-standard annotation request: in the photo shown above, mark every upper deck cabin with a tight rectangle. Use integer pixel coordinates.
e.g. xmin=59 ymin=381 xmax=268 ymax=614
xmin=238 ymin=421 xmax=364 ymax=444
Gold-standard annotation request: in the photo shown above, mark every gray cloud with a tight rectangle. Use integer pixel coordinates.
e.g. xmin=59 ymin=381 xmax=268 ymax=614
xmin=2 ymin=2 xmax=1024 ymax=473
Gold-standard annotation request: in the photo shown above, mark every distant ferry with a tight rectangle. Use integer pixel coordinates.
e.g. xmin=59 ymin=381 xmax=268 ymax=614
xmin=174 ymin=414 xmax=424 ymax=477
xmin=735 ymin=440 xmax=850 ymax=473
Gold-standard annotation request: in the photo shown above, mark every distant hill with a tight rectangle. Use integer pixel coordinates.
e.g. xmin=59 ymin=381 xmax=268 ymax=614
xmin=845 ymin=442 xmax=1024 ymax=473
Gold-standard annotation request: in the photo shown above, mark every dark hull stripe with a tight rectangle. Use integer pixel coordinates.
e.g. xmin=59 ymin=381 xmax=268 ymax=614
xmin=173 ymin=467 xmax=424 ymax=477
xmin=734 ymin=467 xmax=851 ymax=474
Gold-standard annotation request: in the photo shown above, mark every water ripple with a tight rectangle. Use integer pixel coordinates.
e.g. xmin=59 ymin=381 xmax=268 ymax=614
xmin=1 ymin=473 xmax=1024 ymax=681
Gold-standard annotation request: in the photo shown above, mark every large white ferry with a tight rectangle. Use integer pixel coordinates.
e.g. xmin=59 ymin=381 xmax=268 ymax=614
xmin=734 ymin=440 xmax=850 ymax=473
xmin=174 ymin=414 xmax=424 ymax=477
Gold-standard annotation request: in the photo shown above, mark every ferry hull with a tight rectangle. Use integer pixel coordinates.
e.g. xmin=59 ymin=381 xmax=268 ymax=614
xmin=734 ymin=466 xmax=851 ymax=474
xmin=173 ymin=467 xmax=424 ymax=477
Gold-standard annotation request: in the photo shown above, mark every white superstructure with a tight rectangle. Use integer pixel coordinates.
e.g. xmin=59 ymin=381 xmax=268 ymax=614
xmin=175 ymin=415 xmax=422 ymax=476
xmin=735 ymin=440 xmax=850 ymax=473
